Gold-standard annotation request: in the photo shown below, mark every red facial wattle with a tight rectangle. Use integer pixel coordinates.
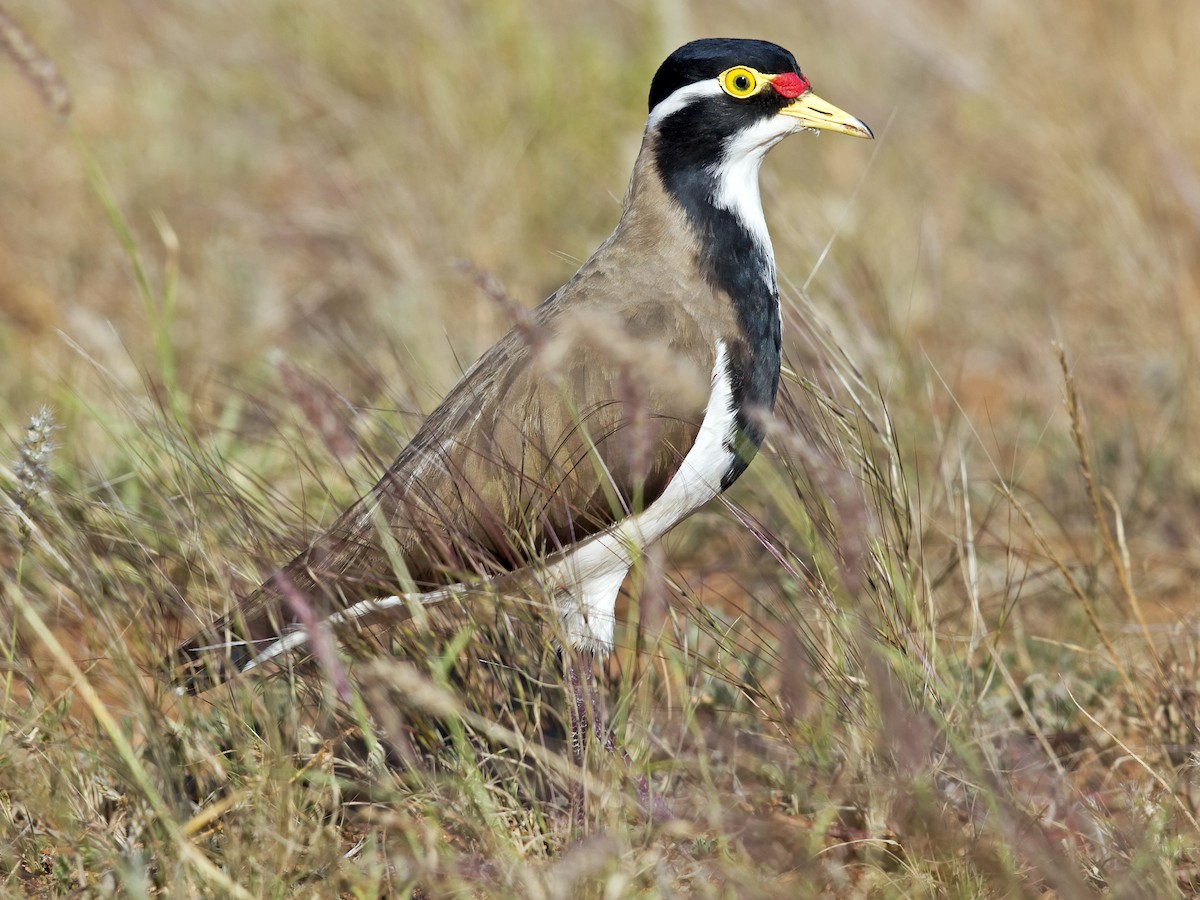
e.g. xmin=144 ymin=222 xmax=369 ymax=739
xmin=770 ymin=72 xmax=810 ymax=99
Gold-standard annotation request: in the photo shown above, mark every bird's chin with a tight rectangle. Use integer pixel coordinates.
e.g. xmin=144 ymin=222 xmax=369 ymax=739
xmin=776 ymin=119 xmax=823 ymax=140
xmin=726 ymin=115 xmax=807 ymax=158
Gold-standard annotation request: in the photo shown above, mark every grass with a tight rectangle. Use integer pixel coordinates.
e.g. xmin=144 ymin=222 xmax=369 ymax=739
xmin=2 ymin=0 xmax=1200 ymax=895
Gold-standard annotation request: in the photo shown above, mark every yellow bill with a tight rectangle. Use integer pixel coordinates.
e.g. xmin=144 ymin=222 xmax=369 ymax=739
xmin=779 ymin=92 xmax=873 ymax=139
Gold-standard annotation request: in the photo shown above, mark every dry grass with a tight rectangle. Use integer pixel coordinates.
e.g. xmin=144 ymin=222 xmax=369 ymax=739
xmin=2 ymin=0 xmax=1200 ymax=895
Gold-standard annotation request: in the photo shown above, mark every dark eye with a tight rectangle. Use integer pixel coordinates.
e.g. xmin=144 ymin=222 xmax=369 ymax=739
xmin=734 ymin=74 xmax=750 ymax=91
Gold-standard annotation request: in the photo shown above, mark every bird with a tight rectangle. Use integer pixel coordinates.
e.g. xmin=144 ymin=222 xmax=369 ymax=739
xmin=170 ymin=38 xmax=871 ymax=766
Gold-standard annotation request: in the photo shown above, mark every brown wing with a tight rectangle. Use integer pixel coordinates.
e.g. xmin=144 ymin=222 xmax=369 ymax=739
xmin=171 ymin=155 xmax=739 ymax=682
xmin=172 ymin=292 xmax=723 ymax=682
xmin=283 ymin=288 xmax=718 ymax=611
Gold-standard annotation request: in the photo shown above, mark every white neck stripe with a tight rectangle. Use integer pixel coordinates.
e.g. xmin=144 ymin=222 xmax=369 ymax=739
xmin=708 ymin=114 xmax=800 ymax=267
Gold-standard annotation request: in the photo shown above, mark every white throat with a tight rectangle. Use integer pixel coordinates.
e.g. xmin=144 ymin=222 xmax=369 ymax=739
xmin=708 ymin=115 xmax=799 ymax=265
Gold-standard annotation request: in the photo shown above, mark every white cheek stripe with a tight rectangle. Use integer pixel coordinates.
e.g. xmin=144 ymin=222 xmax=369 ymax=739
xmin=646 ymin=79 xmax=724 ymax=129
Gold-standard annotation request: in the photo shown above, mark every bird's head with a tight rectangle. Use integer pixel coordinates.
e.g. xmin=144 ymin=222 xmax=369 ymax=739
xmin=647 ymin=38 xmax=873 ymax=154
xmin=637 ymin=39 xmax=872 ymax=257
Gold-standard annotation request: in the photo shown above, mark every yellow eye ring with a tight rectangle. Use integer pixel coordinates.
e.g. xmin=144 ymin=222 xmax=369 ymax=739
xmin=719 ymin=66 xmax=762 ymax=99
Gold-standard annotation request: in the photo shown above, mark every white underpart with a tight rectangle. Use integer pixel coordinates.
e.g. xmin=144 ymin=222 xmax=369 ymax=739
xmin=543 ymin=340 xmax=736 ymax=653
xmin=239 ymin=342 xmax=737 ymax=671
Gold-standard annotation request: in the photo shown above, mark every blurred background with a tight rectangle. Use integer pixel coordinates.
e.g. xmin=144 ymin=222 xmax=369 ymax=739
xmin=4 ymin=0 xmax=1200 ymax=891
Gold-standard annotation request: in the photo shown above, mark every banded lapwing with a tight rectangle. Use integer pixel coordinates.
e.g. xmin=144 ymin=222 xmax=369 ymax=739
xmin=170 ymin=37 xmax=870 ymax=775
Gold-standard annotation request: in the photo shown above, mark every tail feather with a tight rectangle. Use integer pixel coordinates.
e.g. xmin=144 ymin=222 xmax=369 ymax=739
xmin=168 ymin=605 xmax=276 ymax=693
xmin=167 ymin=581 xmax=473 ymax=693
